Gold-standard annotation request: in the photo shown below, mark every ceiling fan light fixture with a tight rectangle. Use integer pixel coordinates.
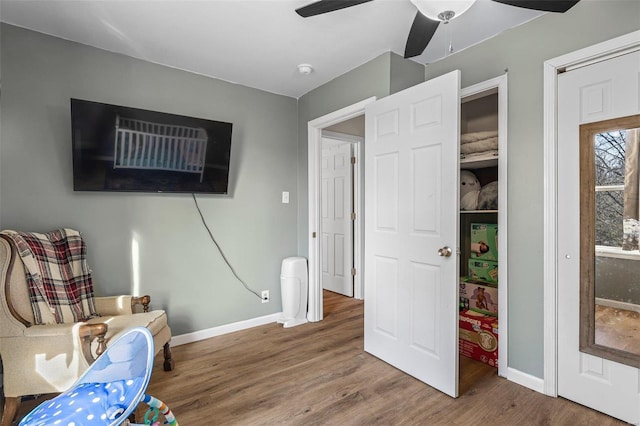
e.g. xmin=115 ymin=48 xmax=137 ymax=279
xmin=410 ymin=0 xmax=476 ymax=22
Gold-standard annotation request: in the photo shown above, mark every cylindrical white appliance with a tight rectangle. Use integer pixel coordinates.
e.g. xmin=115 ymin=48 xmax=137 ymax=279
xmin=277 ymin=257 xmax=308 ymax=328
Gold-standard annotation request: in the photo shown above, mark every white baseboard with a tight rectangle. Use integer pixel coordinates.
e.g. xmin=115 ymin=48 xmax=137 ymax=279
xmin=596 ymin=297 xmax=640 ymax=313
xmin=171 ymin=312 xmax=283 ymax=347
xmin=506 ymin=367 xmax=545 ymax=394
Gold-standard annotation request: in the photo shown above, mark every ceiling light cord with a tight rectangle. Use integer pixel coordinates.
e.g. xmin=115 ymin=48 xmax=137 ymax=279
xmin=192 ymin=193 xmax=262 ymax=301
xmin=446 ymin=17 xmax=455 ymax=55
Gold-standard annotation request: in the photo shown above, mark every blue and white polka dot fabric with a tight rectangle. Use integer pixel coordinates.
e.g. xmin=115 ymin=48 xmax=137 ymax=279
xmin=19 ymin=379 xmax=144 ymax=425
xmin=19 ymin=327 xmax=154 ymax=426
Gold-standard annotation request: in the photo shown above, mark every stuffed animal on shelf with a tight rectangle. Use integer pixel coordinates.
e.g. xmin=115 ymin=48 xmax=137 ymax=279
xmin=460 ymin=170 xmax=480 ymax=210
xmin=478 ymin=181 xmax=498 ymax=210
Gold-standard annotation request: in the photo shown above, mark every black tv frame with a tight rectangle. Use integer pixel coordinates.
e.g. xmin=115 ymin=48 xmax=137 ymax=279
xmin=71 ymin=99 xmax=233 ymax=194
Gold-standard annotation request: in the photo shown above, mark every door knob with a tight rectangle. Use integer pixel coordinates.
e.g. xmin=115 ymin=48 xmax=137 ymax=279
xmin=438 ymin=246 xmax=453 ymax=257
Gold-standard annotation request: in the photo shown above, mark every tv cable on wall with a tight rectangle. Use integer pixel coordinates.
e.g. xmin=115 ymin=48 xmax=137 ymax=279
xmin=192 ymin=193 xmax=262 ymax=301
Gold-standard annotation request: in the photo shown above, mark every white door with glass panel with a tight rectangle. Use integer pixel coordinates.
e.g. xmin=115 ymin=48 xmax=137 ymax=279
xmin=364 ymin=70 xmax=460 ymax=397
xmin=557 ymin=50 xmax=640 ymax=424
xmin=321 ymin=139 xmax=354 ymax=297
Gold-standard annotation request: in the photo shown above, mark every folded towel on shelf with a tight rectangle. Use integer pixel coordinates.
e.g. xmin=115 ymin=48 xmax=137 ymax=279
xmin=461 ymin=130 xmax=498 ymax=144
xmin=460 ymin=137 xmax=498 ymax=154
xmin=460 ymin=149 xmax=499 ymax=161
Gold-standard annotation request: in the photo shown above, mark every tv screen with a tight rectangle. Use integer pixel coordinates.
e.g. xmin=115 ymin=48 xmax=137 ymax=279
xmin=71 ymin=99 xmax=233 ymax=194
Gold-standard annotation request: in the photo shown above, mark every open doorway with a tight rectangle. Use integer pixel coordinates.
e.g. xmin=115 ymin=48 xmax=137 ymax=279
xmin=320 ymin=128 xmax=363 ymax=298
xmin=307 ymin=97 xmax=375 ymax=322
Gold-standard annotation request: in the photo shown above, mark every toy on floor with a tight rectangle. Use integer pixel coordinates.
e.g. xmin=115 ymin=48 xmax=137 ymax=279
xmin=18 ymin=327 xmax=178 ymax=426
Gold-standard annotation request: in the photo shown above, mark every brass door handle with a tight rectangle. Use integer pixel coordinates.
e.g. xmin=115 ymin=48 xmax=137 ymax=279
xmin=438 ymin=246 xmax=453 ymax=257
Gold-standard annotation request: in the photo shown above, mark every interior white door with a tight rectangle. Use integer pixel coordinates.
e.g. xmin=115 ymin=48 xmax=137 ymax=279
xmin=557 ymin=50 xmax=640 ymax=423
xmin=321 ymin=139 xmax=354 ymax=297
xmin=364 ymin=70 xmax=460 ymax=397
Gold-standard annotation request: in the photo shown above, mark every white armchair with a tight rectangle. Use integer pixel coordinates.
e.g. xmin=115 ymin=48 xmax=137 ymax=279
xmin=0 ymin=234 xmax=174 ymax=426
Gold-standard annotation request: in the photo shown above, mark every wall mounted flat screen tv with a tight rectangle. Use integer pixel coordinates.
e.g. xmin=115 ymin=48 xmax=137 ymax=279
xmin=71 ymin=99 xmax=233 ymax=194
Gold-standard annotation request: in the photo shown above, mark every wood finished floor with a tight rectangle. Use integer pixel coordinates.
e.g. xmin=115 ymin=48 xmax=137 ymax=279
xmin=13 ymin=291 xmax=625 ymax=425
xmin=595 ymin=304 xmax=640 ymax=354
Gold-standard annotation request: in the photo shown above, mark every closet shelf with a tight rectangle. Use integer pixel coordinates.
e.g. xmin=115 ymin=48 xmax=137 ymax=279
xmin=460 ymin=156 xmax=498 ymax=169
xmin=460 ymin=209 xmax=498 ymax=214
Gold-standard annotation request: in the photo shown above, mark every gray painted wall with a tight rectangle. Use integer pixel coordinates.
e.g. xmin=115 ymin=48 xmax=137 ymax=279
xmin=425 ymin=0 xmax=640 ymax=377
xmin=297 ymin=51 xmax=425 ymax=255
xmin=390 ymin=52 xmax=427 ymax=95
xmin=596 ymin=256 xmax=640 ymax=305
xmin=325 ymin=115 xmax=365 ymax=137
xmin=0 ymin=24 xmax=298 ymax=335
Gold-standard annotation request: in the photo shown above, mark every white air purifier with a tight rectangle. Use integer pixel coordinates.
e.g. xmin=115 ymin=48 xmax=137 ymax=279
xmin=277 ymin=257 xmax=308 ymax=328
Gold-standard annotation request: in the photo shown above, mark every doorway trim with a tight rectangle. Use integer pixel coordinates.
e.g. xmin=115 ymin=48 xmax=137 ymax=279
xmin=543 ymin=30 xmax=640 ymax=397
xmin=307 ymin=97 xmax=376 ymax=322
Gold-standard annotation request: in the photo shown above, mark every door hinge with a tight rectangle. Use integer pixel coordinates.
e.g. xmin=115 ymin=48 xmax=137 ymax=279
xmin=351 ymin=156 xmax=356 ymax=165
xmin=351 ymin=212 xmax=356 ymax=221
xmin=312 ymin=232 xmax=316 ymax=238
xmin=351 ymin=268 xmax=356 ymax=276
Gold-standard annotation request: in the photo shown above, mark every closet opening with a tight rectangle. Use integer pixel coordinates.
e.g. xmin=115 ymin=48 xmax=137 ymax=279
xmin=458 ymin=77 xmax=507 ymax=390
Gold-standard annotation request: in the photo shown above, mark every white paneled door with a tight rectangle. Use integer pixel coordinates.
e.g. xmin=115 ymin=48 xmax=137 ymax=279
xmin=557 ymin=50 xmax=640 ymax=423
xmin=364 ymin=70 xmax=460 ymax=397
xmin=321 ymin=139 xmax=354 ymax=297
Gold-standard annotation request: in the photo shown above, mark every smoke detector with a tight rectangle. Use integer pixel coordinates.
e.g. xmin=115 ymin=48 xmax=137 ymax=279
xmin=297 ymin=64 xmax=314 ymax=75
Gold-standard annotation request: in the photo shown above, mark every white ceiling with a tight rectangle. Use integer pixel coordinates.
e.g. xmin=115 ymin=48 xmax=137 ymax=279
xmin=0 ymin=0 xmax=546 ymax=98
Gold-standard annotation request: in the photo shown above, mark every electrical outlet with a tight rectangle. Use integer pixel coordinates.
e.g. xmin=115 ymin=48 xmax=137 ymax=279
xmin=261 ymin=290 xmax=270 ymax=303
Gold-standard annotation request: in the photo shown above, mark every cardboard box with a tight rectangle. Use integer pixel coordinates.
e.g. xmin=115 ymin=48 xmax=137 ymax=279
xmin=460 ymin=279 xmax=498 ymax=316
xmin=470 ymin=223 xmax=498 ymax=261
xmin=468 ymin=259 xmax=499 ymax=284
xmin=459 ymin=309 xmax=499 ymax=368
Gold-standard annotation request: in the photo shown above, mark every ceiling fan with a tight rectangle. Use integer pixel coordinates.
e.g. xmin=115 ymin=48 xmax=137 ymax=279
xmin=295 ymin=0 xmax=580 ymax=58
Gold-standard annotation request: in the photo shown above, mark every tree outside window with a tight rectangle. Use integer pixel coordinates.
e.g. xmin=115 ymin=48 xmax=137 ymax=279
xmin=594 ymin=128 xmax=640 ymax=250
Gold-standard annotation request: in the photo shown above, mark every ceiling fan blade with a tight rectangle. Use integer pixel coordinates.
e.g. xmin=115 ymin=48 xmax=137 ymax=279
xmin=295 ymin=0 xmax=374 ymax=18
xmin=404 ymin=11 xmax=440 ymax=59
xmin=491 ymin=0 xmax=580 ymax=13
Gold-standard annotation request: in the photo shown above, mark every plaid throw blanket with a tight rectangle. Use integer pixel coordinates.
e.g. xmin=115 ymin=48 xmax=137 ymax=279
xmin=2 ymin=228 xmax=98 ymax=325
